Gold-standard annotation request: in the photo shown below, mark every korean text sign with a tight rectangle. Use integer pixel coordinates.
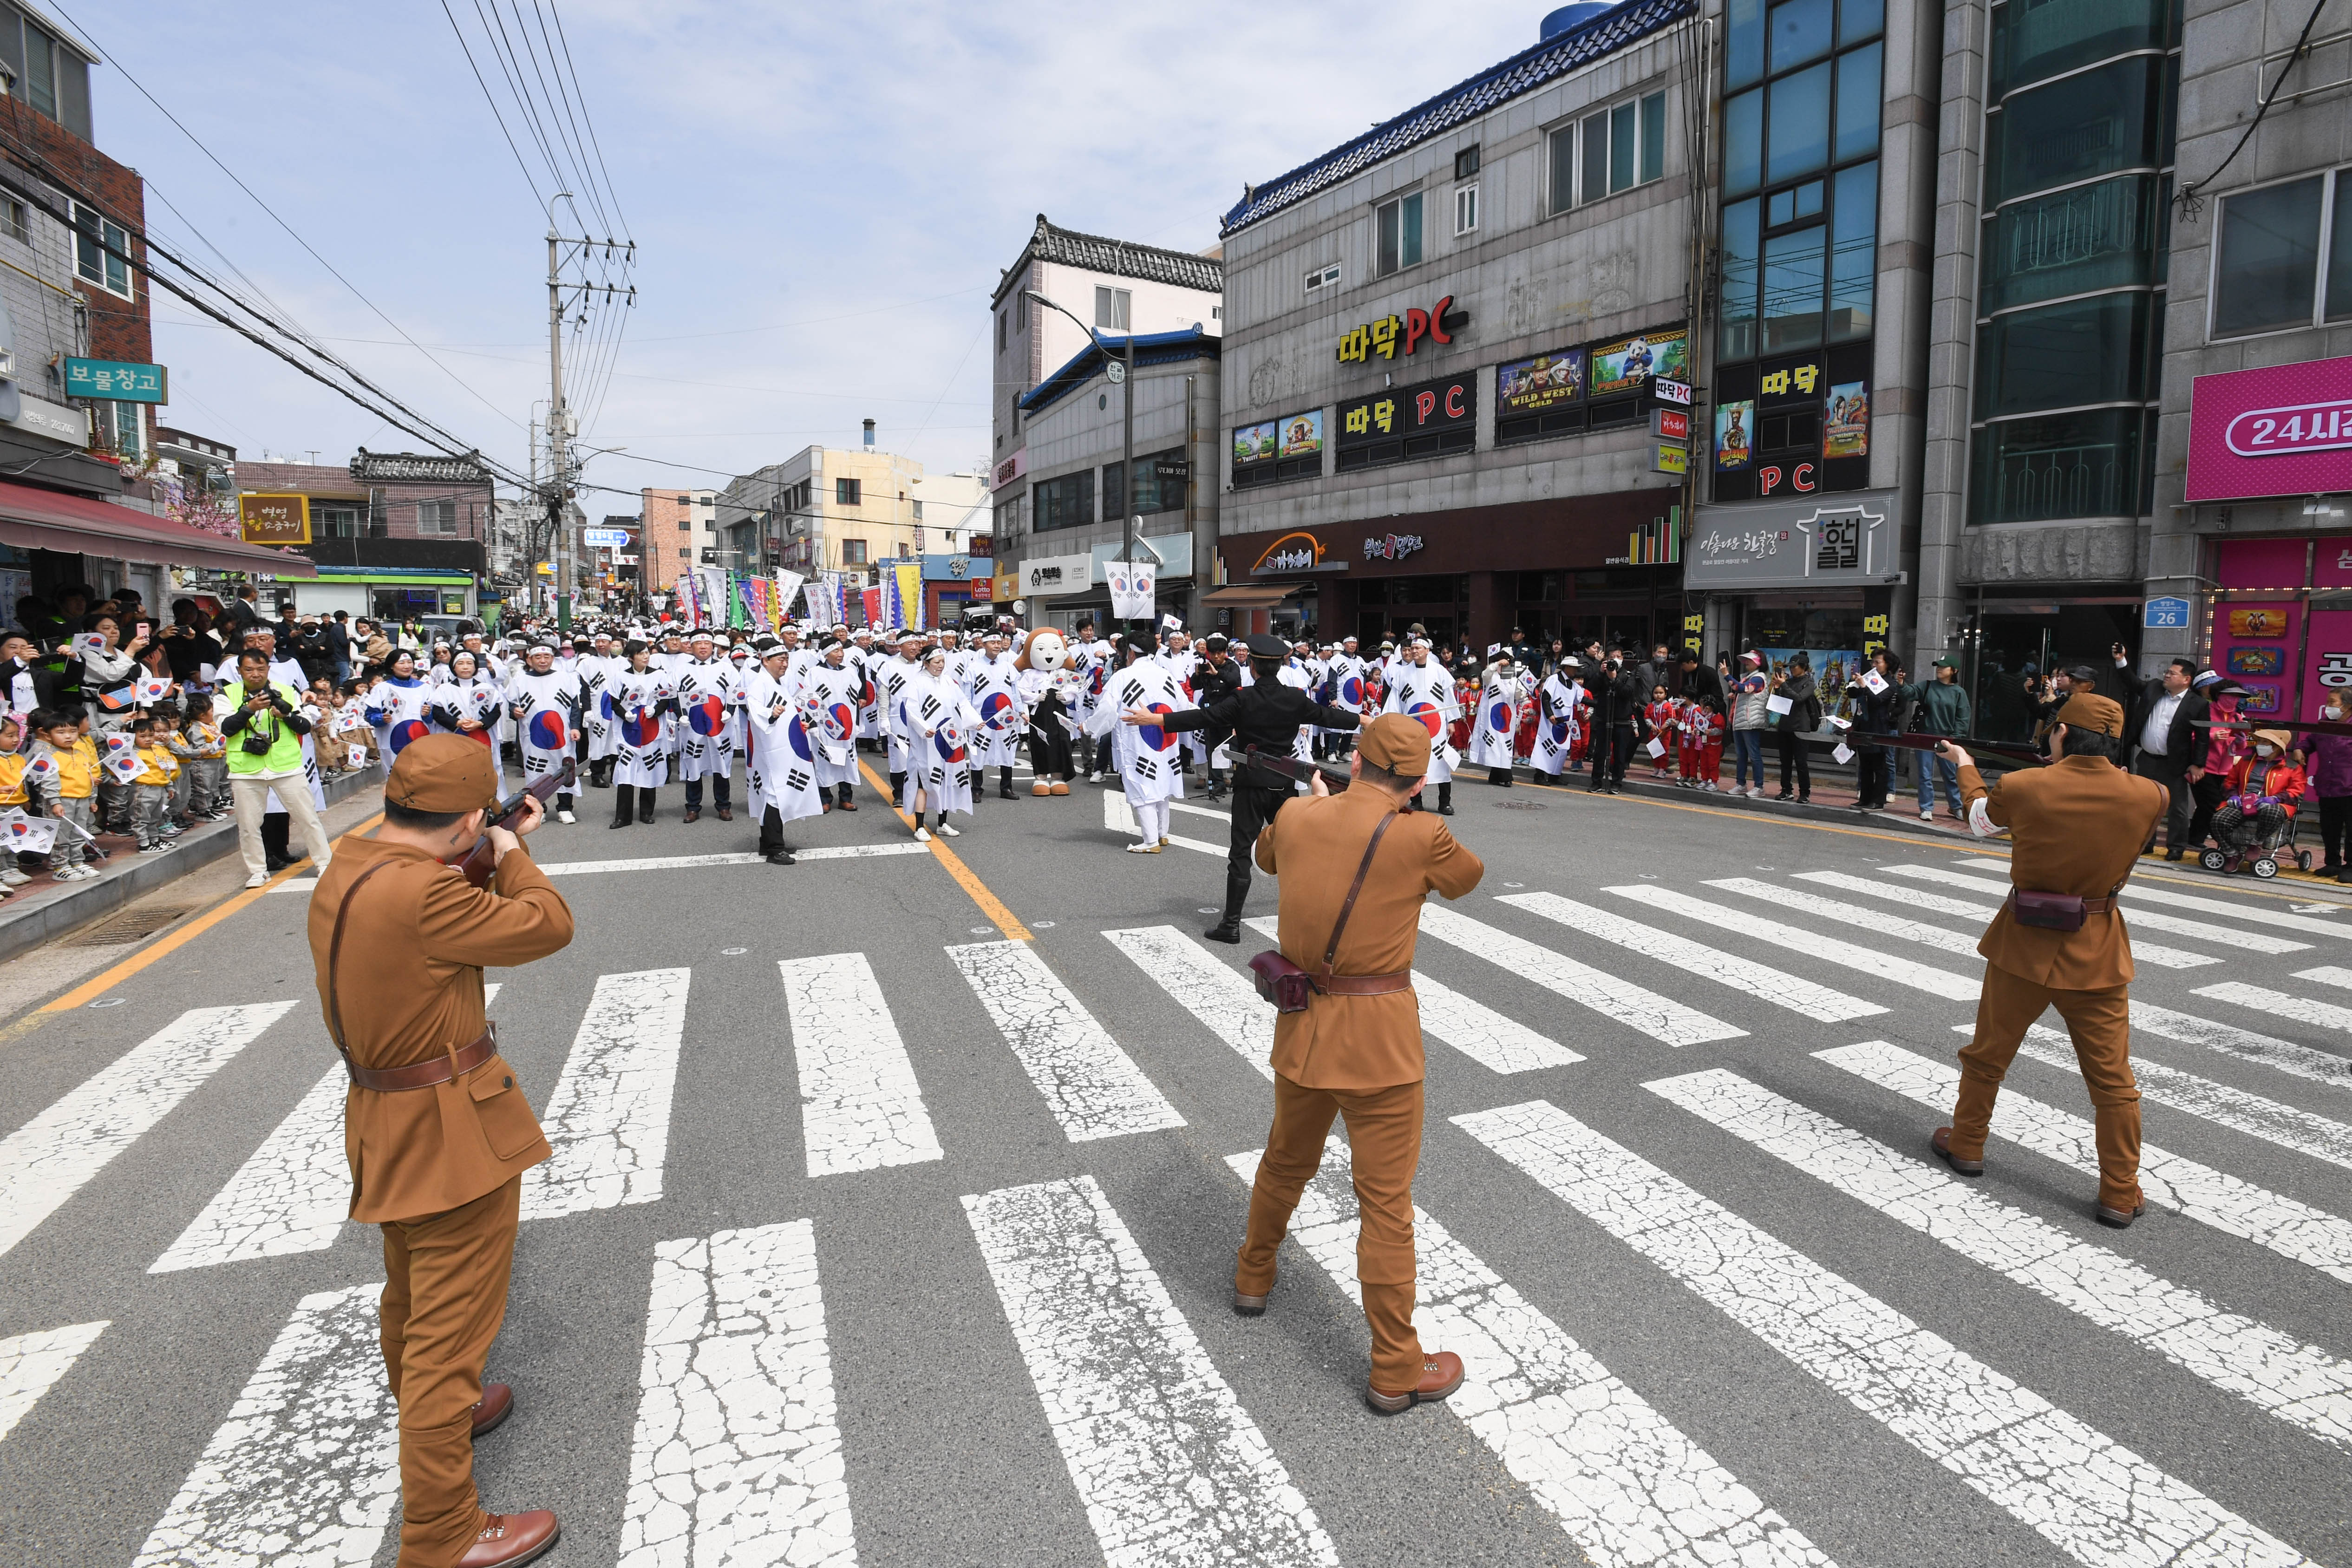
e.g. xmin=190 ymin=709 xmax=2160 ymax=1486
xmin=2186 ymin=353 xmax=2352 ymax=503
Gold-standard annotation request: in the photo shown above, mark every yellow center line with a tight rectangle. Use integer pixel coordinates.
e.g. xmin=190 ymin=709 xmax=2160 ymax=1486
xmin=856 ymin=760 xmax=1031 ymax=940
xmin=1 ymin=812 xmax=386 ymax=1045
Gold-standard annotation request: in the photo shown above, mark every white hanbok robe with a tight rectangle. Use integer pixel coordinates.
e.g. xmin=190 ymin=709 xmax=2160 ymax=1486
xmin=362 ymin=675 xmax=436 ymax=771
xmin=675 ymin=657 xmax=736 ymax=783
xmin=1382 ymin=661 xmax=1459 ymax=784
xmin=742 ymin=664 xmax=824 ymax=826
xmin=967 ymin=658 xmax=1025 ymax=768
xmin=1089 ymin=660 xmax=1188 ymax=805
xmin=581 ymin=656 xmax=620 ymax=761
xmin=431 ymin=675 xmax=503 ymax=741
xmin=800 ymin=661 xmax=863 ymax=788
xmin=506 ymin=667 xmax=582 ymax=791
xmin=1469 ymin=668 xmax=1529 ymax=769
xmin=1532 ymin=673 xmax=1582 ymax=776
xmin=849 ymin=646 xmax=884 ymax=739
xmin=903 ymin=672 xmax=977 ymax=816
xmin=878 ymin=656 xmax=924 ymax=775
xmin=610 ymin=667 xmax=677 ymax=789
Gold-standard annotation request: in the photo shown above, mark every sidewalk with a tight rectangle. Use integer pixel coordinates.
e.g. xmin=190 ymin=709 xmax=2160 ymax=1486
xmin=0 ymin=769 xmax=382 ymax=965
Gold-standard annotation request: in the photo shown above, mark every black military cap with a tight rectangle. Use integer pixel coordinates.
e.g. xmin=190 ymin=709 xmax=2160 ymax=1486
xmin=1244 ymin=632 xmax=1291 ymax=659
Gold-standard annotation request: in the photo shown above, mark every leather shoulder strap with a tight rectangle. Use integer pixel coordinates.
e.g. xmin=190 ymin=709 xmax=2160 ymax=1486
xmin=327 ymin=859 xmax=397 ymax=1058
xmin=1320 ymin=811 xmax=1398 ymax=981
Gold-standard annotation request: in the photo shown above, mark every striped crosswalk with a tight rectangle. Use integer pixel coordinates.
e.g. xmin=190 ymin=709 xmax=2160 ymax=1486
xmin=12 ymin=851 xmax=2352 ymax=1566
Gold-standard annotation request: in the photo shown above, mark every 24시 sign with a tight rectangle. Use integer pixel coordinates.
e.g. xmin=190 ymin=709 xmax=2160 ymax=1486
xmin=2186 ymin=353 xmax=2352 ymax=503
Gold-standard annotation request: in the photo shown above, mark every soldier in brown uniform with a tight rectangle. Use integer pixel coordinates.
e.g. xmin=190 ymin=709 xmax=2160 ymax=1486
xmin=307 ymin=733 xmax=574 ymax=1567
xmin=1231 ymin=712 xmax=1486 ymax=1413
xmin=1936 ymin=693 xmax=2168 ymax=1227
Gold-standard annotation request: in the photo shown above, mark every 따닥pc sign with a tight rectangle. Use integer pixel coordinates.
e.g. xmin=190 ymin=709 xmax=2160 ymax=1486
xmin=2186 ymin=353 xmax=2352 ymax=503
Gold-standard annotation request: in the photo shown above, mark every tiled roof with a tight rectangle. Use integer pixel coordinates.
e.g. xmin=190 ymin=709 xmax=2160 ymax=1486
xmin=1017 ymin=328 xmax=1221 ymax=416
xmin=998 ymin=216 xmax=1223 ymax=301
xmin=1219 ymin=0 xmax=1695 ymax=239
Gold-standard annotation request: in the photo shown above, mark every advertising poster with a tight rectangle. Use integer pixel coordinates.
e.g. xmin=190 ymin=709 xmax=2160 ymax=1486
xmin=1280 ymin=410 xmax=1324 ymax=458
xmin=2307 ymin=611 xmax=2352 ymax=722
xmin=1496 ymin=349 xmax=1585 ymax=414
xmin=2210 ymin=602 xmax=2296 ymax=716
xmin=1715 ymin=400 xmax=1754 ymax=470
xmin=1757 ymin=647 xmax=1863 ymax=725
xmin=1823 ymin=381 xmax=1869 ymax=458
xmin=1232 ymin=420 xmax=1277 ymax=467
xmin=1590 ymin=330 xmax=1690 ymax=397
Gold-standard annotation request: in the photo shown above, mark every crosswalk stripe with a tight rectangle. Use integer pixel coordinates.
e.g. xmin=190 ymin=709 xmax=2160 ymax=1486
xmin=522 ymin=968 xmax=691 ymax=1222
xmin=1456 ymin=1099 xmax=2315 ymax=1568
xmin=1817 ymin=1040 xmax=2352 ymax=1285
xmin=0 ymin=1003 xmax=297 ymax=1264
xmin=2295 ymin=965 xmax=2352 ymax=993
xmin=1878 ymin=865 xmax=2312 ymax=953
xmin=152 ymin=1067 xmax=348 ymax=1273
xmin=948 ymin=940 xmax=1186 ymax=1141
xmin=1506 ymin=891 xmax=1886 ymax=1021
xmin=618 ymin=1221 xmax=856 ymax=1568
xmin=1224 ymin=1145 xmax=1834 ymax=1568
xmin=1104 ymin=925 xmax=1275 ymax=1078
xmin=1960 ymin=1021 xmax=2352 ymax=1168
xmin=780 ymin=954 xmax=943 ymax=1176
xmin=1605 ymin=885 xmax=1981 ymax=1001
xmin=1244 ymin=917 xmax=1583 ymax=1071
xmin=2194 ymin=980 xmax=2352 ymax=1037
xmin=1102 ymin=790 xmax=1222 ymax=855
xmin=0 ymin=1320 xmax=107 ymax=1444
xmin=1944 ymin=861 xmax=2352 ymax=941
xmin=1418 ymin=903 xmax=1744 ymax=1046
xmin=1752 ymin=875 xmax=2218 ymax=969
xmin=1650 ymin=1067 xmax=2352 ymax=1450
xmin=131 ymin=1282 xmax=397 ymax=1568
xmin=537 ymin=844 xmax=931 ymax=875
xmin=961 ymin=1175 xmax=1340 ymax=1568
xmin=1170 ymin=798 xmax=1230 ymax=822
xmin=2130 ymin=1001 xmax=2352 ymax=1092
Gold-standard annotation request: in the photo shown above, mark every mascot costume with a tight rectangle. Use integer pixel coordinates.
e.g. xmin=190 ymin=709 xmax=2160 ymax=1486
xmin=1014 ymin=626 xmax=1078 ymax=795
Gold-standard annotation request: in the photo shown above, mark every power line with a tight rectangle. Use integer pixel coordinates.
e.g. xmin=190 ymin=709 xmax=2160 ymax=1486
xmin=509 ymin=0 xmax=608 ymax=234
xmin=526 ymin=0 xmax=625 ymax=239
xmin=545 ymin=0 xmax=632 ymax=242
xmin=437 ymin=0 xmax=545 ymax=203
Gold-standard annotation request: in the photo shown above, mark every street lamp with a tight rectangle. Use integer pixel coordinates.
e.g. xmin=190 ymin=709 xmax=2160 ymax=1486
xmin=1023 ymin=289 xmax=1137 ymax=631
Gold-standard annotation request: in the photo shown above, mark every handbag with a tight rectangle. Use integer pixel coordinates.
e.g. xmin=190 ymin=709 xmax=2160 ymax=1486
xmin=1249 ymin=813 xmax=1398 ymax=1013
xmin=2010 ymin=873 xmax=2128 ymax=933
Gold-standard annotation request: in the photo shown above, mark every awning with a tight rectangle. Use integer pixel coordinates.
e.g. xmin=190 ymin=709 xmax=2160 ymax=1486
xmin=0 ymin=478 xmax=318 ymax=578
xmin=1200 ymin=584 xmax=1298 ymax=608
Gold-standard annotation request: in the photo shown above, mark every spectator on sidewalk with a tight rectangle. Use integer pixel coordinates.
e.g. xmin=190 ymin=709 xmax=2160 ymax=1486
xmin=1903 ymin=656 xmax=1972 ymax=821
xmin=2185 ymin=672 xmax=2247 ymax=851
xmin=1843 ymin=649 xmax=1901 ymax=810
xmin=325 ymin=611 xmax=353 ymax=683
xmin=1772 ymin=652 xmax=1820 ymax=803
xmin=157 ymin=600 xmax=222 ymax=695
xmin=1644 ymin=684 xmax=1680 ymax=779
xmin=129 ymin=714 xmax=182 ymax=854
xmin=0 ymin=713 xmax=28 ymax=889
xmin=2210 ymin=728 xmax=2305 ymax=864
xmin=1730 ymin=651 xmax=1771 ymax=797
xmin=1585 ymin=647 xmax=1644 ymax=795
xmin=25 ymin=706 xmax=98 ymax=880
xmin=2297 ymin=691 xmax=2352 ymax=882
xmin=2126 ymin=657 xmax=2204 ymax=859
xmin=221 ymin=648 xmax=333 ymax=889
xmin=1681 ymin=692 xmax=1725 ymax=790
xmin=1678 ymin=647 xmax=1725 ymax=715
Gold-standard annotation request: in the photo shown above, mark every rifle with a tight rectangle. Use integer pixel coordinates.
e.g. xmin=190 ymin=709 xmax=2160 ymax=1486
xmin=2194 ymin=717 xmax=2352 ymax=737
xmin=1841 ymin=730 xmax=2050 ymax=768
xmin=1243 ymin=745 xmax=1354 ymax=792
xmin=449 ymin=757 xmax=575 ymax=889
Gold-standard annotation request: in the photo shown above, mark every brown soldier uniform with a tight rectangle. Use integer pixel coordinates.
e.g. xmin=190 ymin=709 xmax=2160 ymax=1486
xmin=1936 ymin=692 xmax=2167 ymax=1225
xmin=307 ymin=735 xmax=573 ymax=1567
xmin=1233 ymin=713 xmax=1485 ymax=1411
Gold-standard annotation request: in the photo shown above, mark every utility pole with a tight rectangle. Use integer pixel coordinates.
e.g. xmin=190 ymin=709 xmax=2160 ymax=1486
xmin=546 ymin=195 xmax=572 ymax=634
xmin=1022 ymin=288 xmax=1136 ymax=632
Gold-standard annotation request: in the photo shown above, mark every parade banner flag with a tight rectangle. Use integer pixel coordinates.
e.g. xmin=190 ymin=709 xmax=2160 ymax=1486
xmin=741 ymin=575 xmax=772 ymax=631
xmin=861 ymin=585 xmax=882 ymax=627
xmin=775 ymin=569 xmax=808 ymax=626
xmin=894 ymin=561 xmax=924 ymax=632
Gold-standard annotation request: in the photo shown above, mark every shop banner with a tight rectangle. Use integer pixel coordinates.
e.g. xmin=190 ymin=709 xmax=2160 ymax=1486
xmin=2305 ymin=610 xmax=2352 ymax=723
xmin=2187 ymin=353 xmax=2352 ymax=503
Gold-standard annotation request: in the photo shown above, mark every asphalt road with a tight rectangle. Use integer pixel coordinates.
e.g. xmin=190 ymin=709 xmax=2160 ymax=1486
xmin=4 ymin=755 xmax=2351 ymax=1568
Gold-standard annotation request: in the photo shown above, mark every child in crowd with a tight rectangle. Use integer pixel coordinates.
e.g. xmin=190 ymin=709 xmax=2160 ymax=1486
xmin=1644 ymin=684 xmax=1680 ymax=779
xmin=180 ymin=699 xmax=228 ymax=819
xmin=129 ymin=713 xmax=182 ymax=854
xmin=0 ymin=713 xmax=29 ymax=889
xmin=26 ymin=706 xmax=98 ymax=880
xmin=1682 ymin=693 xmax=1726 ymax=791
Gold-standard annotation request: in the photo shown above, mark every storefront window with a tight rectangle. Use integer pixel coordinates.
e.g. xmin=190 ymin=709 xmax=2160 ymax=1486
xmin=1966 ymin=602 xmax=2139 ymax=743
xmin=1973 ymin=291 xmax=2153 ymax=421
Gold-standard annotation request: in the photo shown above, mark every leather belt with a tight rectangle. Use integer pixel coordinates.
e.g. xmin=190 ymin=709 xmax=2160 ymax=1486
xmin=1316 ymin=971 xmax=1413 ymax=996
xmin=2003 ymin=892 xmax=2117 ymax=915
xmin=345 ymin=1027 xmax=497 ymax=1091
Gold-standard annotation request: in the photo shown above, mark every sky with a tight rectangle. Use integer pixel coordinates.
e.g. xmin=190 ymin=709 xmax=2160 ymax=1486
xmin=66 ymin=0 xmax=1560 ymax=516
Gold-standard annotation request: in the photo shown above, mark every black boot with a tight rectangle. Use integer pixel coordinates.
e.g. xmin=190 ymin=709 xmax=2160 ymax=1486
xmin=890 ymin=770 xmax=907 ymax=804
xmin=1203 ymin=866 xmax=1250 ymax=942
xmin=610 ymin=788 xmax=635 ymax=828
xmin=1437 ymin=782 xmax=1454 ymax=815
xmin=1000 ymin=766 xmax=1017 ymax=801
xmin=638 ymin=787 xmax=656 ymax=824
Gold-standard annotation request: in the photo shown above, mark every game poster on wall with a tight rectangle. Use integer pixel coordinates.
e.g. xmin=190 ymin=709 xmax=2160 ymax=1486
xmin=1590 ymin=330 xmax=1690 ymax=397
xmin=2215 ymin=603 xmax=2296 ymax=715
xmin=1715 ymin=400 xmax=1754 ymax=470
xmin=1823 ymin=381 xmax=1869 ymax=458
xmin=1280 ymin=409 xmax=1323 ymax=457
xmin=1232 ymin=420 xmax=1278 ymax=468
xmin=1496 ymin=349 xmax=1585 ymax=414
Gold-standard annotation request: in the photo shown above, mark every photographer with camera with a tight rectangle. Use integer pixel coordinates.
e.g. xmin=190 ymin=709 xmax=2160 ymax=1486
xmin=222 ymin=647 xmax=333 ymax=887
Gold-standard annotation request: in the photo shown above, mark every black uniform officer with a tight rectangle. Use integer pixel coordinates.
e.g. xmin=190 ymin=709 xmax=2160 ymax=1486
xmin=1149 ymin=632 xmax=1361 ymax=943
xmin=1191 ymin=634 xmax=1244 ymax=800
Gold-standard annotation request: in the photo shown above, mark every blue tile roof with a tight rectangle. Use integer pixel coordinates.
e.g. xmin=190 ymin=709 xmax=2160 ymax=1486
xmin=1017 ymin=327 xmax=1222 ymax=416
xmin=1218 ymin=0 xmax=1696 ymax=240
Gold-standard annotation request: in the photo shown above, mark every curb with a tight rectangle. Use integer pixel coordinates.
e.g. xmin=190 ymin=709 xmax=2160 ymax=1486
xmin=0 ymin=770 xmax=379 ymax=966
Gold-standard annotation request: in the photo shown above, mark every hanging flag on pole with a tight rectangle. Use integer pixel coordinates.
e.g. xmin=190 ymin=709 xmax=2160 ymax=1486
xmin=775 ymin=569 xmax=808 ymax=626
xmin=894 ymin=561 xmax=924 ymax=632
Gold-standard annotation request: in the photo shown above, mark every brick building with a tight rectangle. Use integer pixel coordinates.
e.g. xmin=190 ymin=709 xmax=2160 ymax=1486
xmin=641 ymin=485 xmax=718 ymax=592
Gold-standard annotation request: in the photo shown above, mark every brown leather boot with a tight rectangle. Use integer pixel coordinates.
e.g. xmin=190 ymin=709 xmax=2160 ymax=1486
xmin=1930 ymin=1127 xmax=1983 ymax=1176
xmin=470 ymin=1381 xmax=512 ymax=1437
xmin=455 ymin=1510 xmax=559 ymax=1566
xmin=1366 ymin=1350 xmax=1464 ymax=1414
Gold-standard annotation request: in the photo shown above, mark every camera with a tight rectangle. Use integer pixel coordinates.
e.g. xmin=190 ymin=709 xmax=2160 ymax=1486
xmin=241 ymin=727 xmax=275 ymax=756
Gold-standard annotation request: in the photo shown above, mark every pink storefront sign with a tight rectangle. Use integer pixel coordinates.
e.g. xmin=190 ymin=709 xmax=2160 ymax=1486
xmin=2186 ymin=353 xmax=2352 ymax=503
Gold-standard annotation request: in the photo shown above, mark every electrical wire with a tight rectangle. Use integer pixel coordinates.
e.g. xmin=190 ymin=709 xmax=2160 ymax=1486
xmin=545 ymin=0 xmax=632 ymax=242
xmin=2175 ymin=0 xmax=2331 ymax=217
xmin=437 ymin=0 xmax=545 ymax=203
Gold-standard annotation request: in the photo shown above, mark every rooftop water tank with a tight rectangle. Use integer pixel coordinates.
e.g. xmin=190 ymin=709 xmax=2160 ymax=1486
xmin=1541 ymin=0 xmax=1618 ymax=39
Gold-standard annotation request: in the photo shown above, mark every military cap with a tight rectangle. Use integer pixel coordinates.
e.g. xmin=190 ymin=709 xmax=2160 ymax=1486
xmin=1244 ymin=632 xmax=1290 ymax=659
xmin=385 ymin=732 xmax=502 ymax=813
xmin=2055 ymin=692 xmax=2125 ymax=738
xmin=1357 ymin=712 xmax=1432 ymax=777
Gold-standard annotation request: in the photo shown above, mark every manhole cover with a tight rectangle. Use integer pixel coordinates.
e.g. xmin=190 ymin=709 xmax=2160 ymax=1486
xmin=68 ymin=905 xmax=194 ymax=946
xmin=1494 ymin=800 xmax=1550 ymax=812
